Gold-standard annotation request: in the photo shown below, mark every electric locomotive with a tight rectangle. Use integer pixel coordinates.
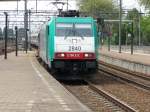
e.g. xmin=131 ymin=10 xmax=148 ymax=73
xmin=39 ymin=11 xmax=100 ymax=74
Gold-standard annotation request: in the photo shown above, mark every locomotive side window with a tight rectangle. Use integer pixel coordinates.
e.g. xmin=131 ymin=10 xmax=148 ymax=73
xmin=46 ymin=25 xmax=49 ymax=35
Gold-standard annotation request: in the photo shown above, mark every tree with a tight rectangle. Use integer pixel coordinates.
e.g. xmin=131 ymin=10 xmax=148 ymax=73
xmin=78 ymin=0 xmax=119 ymax=46
xmin=141 ymin=16 xmax=150 ymax=45
xmin=78 ymin=0 xmax=118 ymax=18
xmin=126 ymin=8 xmax=140 ymax=45
xmin=138 ymin=0 xmax=150 ymax=8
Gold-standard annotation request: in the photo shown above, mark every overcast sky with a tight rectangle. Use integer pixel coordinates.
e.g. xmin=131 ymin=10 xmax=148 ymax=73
xmin=0 ymin=1 xmax=77 ymax=10
xmin=122 ymin=0 xmax=141 ymax=10
xmin=0 ymin=0 xmax=141 ymax=11
xmin=0 ymin=0 xmax=142 ymax=32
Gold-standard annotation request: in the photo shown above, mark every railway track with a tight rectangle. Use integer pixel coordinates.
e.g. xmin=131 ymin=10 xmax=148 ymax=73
xmin=37 ymin=55 xmax=150 ymax=112
xmin=98 ymin=61 xmax=150 ymax=90
xmin=88 ymin=82 xmax=137 ymax=112
xmin=62 ymin=80 xmax=137 ymax=112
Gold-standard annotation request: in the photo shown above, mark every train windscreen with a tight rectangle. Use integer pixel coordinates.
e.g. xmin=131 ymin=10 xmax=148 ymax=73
xmin=56 ymin=23 xmax=92 ymax=37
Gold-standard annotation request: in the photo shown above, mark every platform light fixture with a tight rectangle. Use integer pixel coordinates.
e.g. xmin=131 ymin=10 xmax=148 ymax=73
xmin=4 ymin=12 xmax=8 ymax=59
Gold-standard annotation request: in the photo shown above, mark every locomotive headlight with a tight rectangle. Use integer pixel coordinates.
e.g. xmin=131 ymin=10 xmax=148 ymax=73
xmin=61 ymin=53 xmax=65 ymax=57
xmin=55 ymin=53 xmax=65 ymax=58
xmin=84 ymin=53 xmax=89 ymax=57
xmin=84 ymin=53 xmax=95 ymax=58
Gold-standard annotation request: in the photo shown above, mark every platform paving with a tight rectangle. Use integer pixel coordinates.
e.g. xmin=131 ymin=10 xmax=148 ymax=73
xmin=100 ymin=48 xmax=150 ymax=66
xmin=99 ymin=48 xmax=150 ymax=75
xmin=0 ymin=51 xmax=91 ymax=112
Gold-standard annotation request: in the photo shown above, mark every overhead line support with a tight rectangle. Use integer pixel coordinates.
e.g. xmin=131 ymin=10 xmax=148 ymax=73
xmin=119 ymin=0 xmax=122 ymax=53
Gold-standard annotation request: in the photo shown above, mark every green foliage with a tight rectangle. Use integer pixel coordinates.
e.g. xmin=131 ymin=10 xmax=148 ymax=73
xmin=141 ymin=16 xmax=150 ymax=45
xmin=126 ymin=8 xmax=150 ymax=45
xmin=127 ymin=8 xmax=139 ymax=20
xmin=138 ymin=0 xmax=150 ymax=8
xmin=79 ymin=0 xmax=118 ymax=18
xmin=126 ymin=8 xmax=140 ymax=45
xmin=78 ymin=0 xmax=119 ymax=45
xmin=78 ymin=1 xmax=150 ymax=45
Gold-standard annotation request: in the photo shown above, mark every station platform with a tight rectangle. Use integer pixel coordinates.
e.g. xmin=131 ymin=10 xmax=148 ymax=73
xmin=0 ymin=51 xmax=91 ymax=112
xmin=100 ymin=47 xmax=150 ymax=65
xmin=99 ymin=48 xmax=150 ymax=75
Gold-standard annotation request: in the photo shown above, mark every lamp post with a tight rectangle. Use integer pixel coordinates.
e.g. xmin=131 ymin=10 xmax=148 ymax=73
xmin=131 ymin=22 xmax=134 ymax=55
xmin=15 ymin=26 xmax=18 ymax=56
xmin=128 ymin=22 xmax=134 ymax=55
xmin=24 ymin=0 xmax=28 ymax=53
xmin=17 ymin=0 xmax=18 ymax=14
xmin=67 ymin=0 xmax=68 ymax=11
xmin=119 ymin=0 xmax=122 ymax=53
xmin=29 ymin=9 xmax=31 ymax=50
xmin=4 ymin=12 xmax=8 ymax=59
xmin=138 ymin=10 xmax=141 ymax=46
xmin=36 ymin=0 xmax=37 ymax=13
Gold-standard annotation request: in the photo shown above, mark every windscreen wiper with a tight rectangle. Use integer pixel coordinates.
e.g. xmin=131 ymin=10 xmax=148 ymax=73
xmin=64 ymin=29 xmax=74 ymax=39
xmin=74 ymin=30 xmax=84 ymax=40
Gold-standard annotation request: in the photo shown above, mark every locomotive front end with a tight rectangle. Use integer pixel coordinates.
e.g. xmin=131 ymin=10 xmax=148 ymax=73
xmin=53 ymin=18 xmax=98 ymax=73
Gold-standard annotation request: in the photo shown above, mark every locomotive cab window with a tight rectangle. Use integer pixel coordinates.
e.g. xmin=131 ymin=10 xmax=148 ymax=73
xmin=75 ymin=24 xmax=92 ymax=37
xmin=56 ymin=23 xmax=93 ymax=37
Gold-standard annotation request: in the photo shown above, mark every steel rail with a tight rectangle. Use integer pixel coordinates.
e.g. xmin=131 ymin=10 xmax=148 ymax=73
xmin=87 ymin=81 xmax=137 ymax=112
xmin=98 ymin=62 xmax=150 ymax=91
xmin=99 ymin=61 xmax=150 ymax=81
